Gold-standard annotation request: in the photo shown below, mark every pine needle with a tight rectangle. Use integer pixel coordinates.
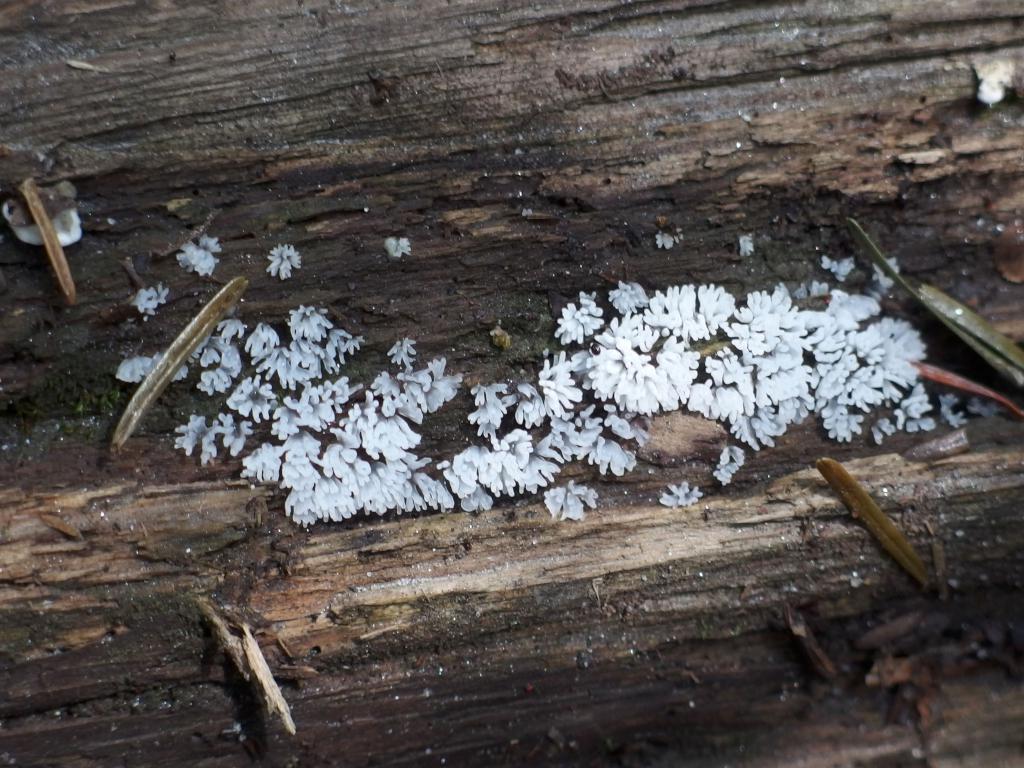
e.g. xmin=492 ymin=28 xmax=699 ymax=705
xmin=111 ymin=276 xmax=248 ymax=449
xmin=816 ymin=457 xmax=929 ymax=588
xmin=913 ymin=361 xmax=1024 ymax=420
xmin=19 ymin=178 xmax=76 ymax=305
xmin=846 ymin=218 xmax=1024 ymax=388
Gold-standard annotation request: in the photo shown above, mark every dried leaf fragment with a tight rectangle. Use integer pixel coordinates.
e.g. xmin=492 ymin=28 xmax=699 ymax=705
xmin=18 ymin=178 xmax=76 ymax=305
xmin=816 ymin=457 xmax=929 ymax=588
xmin=111 ymin=275 xmax=248 ymax=449
xmin=847 ymin=218 xmax=1024 ymax=389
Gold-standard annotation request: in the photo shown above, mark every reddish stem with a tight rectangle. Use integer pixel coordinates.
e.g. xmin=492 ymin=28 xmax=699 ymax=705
xmin=913 ymin=361 xmax=1024 ymax=421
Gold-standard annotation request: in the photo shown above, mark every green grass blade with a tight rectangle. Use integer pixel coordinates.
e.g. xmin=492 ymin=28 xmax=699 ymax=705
xmin=846 ymin=218 xmax=1024 ymax=389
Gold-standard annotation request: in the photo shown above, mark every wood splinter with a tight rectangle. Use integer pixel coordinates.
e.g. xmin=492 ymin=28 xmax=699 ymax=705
xmin=19 ymin=178 xmax=77 ymax=305
xmin=198 ymin=599 xmax=296 ymax=735
xmin=784 ymin=604 xmax=837 ymax=679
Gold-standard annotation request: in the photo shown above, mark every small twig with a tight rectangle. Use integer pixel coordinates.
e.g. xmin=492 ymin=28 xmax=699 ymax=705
xmin=356 ymin=622 xmax=406 ymax=642
xmin=111 ymin=275 xmax=248 ymax=449
xmin=155 ymin=210 xmax=218 ymax=259
xmin=66 ymin=59 xmax=109 ymax=73
xmin=19 ymin=178 xmax=76 ymax=305
xmin=783 ymin=605 xmax=837 ymax=679
xmin=816 ymin=458 xmax=929 ymax=588
xmin=240 ymin=624 xmax=296 ymax=735
xmin=121 ymin=257 xmax=145 ymax=291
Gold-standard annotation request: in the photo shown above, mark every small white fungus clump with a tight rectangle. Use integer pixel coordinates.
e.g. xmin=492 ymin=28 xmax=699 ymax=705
xmin=384 ymin=236 xmax=411 ymax=260
xmin=176 ymin=235 xmax=221 ymax=277
xmin=975 ymin=59 xmax=1015 ymax=106
xmin=821 ymin=255 xmax=855 ymax=282
xmin=555 ymin=292 xmax=604 ymax=345
xmin=713 ymin=446 xmax=745 ymax=486
xmin=655 ymin=232 xmax=676 ymax=250
xmin=388 ymin=338 xmax=417 ymax=369
xmin=544 ymin=481 xmax=598 ymax=521
xmin=131 ymin=283 xmax=169 ymax=318
xmin=267 ymin=244 xmax=301 ymax=280
xmin=660 ymin=482 xmax=702 ymax=508
xmin=738 ymin=234 xmax=754 ymax=257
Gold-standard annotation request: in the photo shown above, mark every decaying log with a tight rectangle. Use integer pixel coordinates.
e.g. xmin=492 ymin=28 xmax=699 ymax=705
xmin=2 ymin=1 xmax=1024 ymax=766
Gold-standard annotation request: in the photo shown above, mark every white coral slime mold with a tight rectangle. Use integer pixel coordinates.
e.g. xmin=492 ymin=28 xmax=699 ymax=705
xmin=130 ymin=258 xmax=946 ymax=526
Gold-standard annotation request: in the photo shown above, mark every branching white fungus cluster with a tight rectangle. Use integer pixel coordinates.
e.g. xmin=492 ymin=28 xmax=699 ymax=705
xmin=119 ymin=238 xmax=959 ymax=525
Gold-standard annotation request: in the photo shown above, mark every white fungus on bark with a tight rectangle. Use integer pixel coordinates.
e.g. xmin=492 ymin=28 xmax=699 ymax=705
xmin=121 ymin=228 xmax=973 ymax=526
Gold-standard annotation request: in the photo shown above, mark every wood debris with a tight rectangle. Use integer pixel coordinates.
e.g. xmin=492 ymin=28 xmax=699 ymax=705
xmin=240 ymin=623 xmax=297 ymax=735
xmin=356 ymin=622 xmax=406 ymax=642
xmin=18 ymin=178 xmax=76 ymax=305
xmin=994 ymin=224 xmax=1024 ymax=284
xmin=816 ymin=458 xmax=929 ymax=588
xmin=111 ymin=275 xmax=248 ymax=449
xmin=38 ymin=512 xmax=83 ymax=540
xmin=65 ymin=59 xmax=109 ymax=73
xmin=783 ymin=604 xmax=837 ymax=679
xmin=198 ymin=599 xmax=296 ymax=735
xmin=903 ymin=428 xmax=969 ymax=462
xmin=490 ymin=324 xmax=512 ymax=350
xmin=855 ymin=611 xmax=924 ymax=650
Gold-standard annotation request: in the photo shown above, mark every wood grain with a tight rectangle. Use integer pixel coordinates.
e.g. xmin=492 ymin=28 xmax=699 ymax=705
xmin=1 ymin=1 xmax=1024 ymax=765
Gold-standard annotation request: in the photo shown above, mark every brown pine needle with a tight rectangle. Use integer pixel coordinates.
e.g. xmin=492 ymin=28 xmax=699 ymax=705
xmin=19 ymin=178 xmax=76 ymax=305
xmin=816 ymin=458 xmax=929 ymax=588
xmin=111 ymin=276 xmax=248 ymax=449
xmin=847 ymin=218 xmax=1024 ymax=388
xmin=913 ymin=361 xmax=1024 ymax=420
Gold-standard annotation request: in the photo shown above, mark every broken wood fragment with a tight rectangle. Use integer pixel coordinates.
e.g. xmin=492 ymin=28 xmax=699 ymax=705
xmin=199 ymin=599 xmax=296 ymax=735
xmin=816 ymin=458 xmax=929 ymax=588
xmin=783 ymin=604 xmax=838 ymax=679
xmin=903 ymin=428 xmax=970 ymax=462
xmin=855 ymin=611 xmax=924 ymax=650
xmin=37 ymin=512 xmax=83 ymax=540
xmin=240 ymin=623 xmax=297 ymax=735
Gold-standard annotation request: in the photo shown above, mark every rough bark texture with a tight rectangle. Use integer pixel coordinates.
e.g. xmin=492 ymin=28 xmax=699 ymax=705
xmin=2 ymin=2 xmax=1024 ymax=766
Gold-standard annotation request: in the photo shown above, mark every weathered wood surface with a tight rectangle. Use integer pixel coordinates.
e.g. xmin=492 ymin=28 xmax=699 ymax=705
xmin=2 ymin=1 xmax=1024 ymax=765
